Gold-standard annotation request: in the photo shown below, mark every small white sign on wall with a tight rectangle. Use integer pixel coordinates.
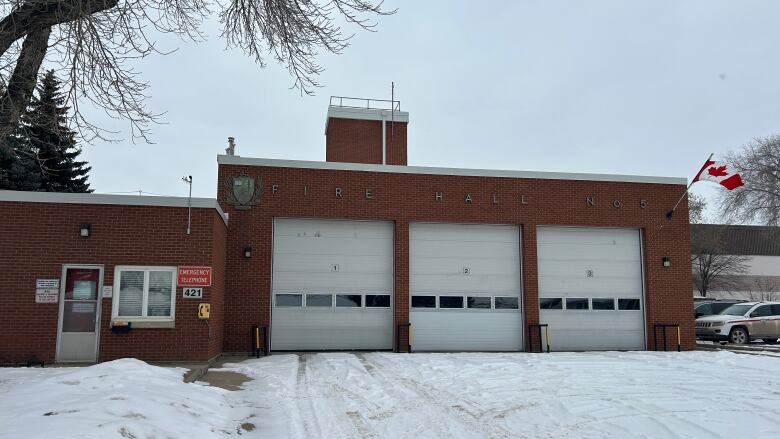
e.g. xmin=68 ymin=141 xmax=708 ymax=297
xmin=102 ymin=286 xmax=113 ymax=298
xmin=183 ymin=287 xmax=203 ymax=299
xmin=36 ymin=279 xmax=59 ymax=289
xmin=35 ymin=288 xmax=59 ymax=303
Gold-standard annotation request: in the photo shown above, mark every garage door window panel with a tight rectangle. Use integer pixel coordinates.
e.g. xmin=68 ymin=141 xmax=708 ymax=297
xmin=494 ymin=297 xmax=519 ymax=310
xmin=114 ymin=267 xmax=176 ymax=321
xmin=467 ymin=296 xmax=492 ymax=309
xmin=566 ymin=298 xmax=590 ymax=310
xmin=592 ymin=298 xmax=616 ymax=311
xmin=276 ymin=294 xmax=303 ymax=307
xmin=305 ymin=294 xmax=333 ymax=307
xmin=439 ymin=296 xmax=464 ymax=309
xmin=336 ymin=294 xmax=362 ymax=308
xmin=412 ymin=296 xmax=436 ymax=308
xmin=365 ymin=294 xmax=391 ymax=308
xmin=540 ymin=298 xmax=563 ymax=310
xmin=618 ymin=298 xmax=641 ymax=311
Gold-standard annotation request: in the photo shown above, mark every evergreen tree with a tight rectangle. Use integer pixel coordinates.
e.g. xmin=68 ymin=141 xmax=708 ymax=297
xmin=20 ymin=70 xmax=92 ymax=193
xmin=0 ymin=84 xmax=40 ymax=191
xmin=0 ymin=135 xmax=41 ymax=190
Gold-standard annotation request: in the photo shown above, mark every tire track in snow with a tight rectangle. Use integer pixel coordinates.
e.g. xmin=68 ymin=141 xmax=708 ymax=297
xmin=358 ymin=353 xmax=513 ymax=439
xmin=372 ymin=353 xmax=541 ymax=430
xmin=294 ymin=354 xmax=322 ymax=439
xmin=296 ymin=354 xmax=384 ymax=438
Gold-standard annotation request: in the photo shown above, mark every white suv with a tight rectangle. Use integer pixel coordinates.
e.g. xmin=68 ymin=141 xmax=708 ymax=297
xmin=695 ymin=302 xmax=780 ymax=344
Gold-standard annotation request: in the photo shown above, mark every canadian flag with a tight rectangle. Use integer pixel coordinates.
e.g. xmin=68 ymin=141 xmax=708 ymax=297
xmin=693 ymin=159 xmax=744 ymax=190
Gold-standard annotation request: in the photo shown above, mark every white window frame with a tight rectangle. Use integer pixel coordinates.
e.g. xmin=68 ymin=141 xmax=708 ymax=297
xmin=275 ymin=292 xmax=304 ymax=307
xmin=465 ymin=295 xmax=492 ymax=310
xmin=410 ymin=295 xmax=437 ymax=309
xmin=364 ymin=293 xmax=392 ymax=308
xmin=335 ymin=293 xmax=363 ymax=308
xmin=493 ymin=296 xmax=521 ymax=310
xmin=617 ymin=298 xmax=642 ymax=311
xmin=539 ymin=297 xmax=564 ymax=310
xmin=112 ymin=266 xmax=177 ymax=322
xmin=591 ymin=297 xmax=617 ymax=311
xmin=304 ymin=293 xmax=334 ymax=308
xmin=564 ymin=297 xmax=590 ymax=311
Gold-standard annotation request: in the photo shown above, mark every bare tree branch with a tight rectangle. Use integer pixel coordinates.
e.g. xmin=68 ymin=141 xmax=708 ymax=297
xmin=688 ymin=193 xmax=706 ymax=224
xmin=718 ymin=135 xmax=780 ymax=226
xmin=0 ymin=0 xmax=394 ymax=145
xmin=691 ymin=228 xmax=749 ymax=297
xmin=746 ymin=277 xmax=780 ymax=302
xmin=0 ymin=25 xmax=50 ymax=143
xmin=0 ymin=0 xmax=118 ymax=57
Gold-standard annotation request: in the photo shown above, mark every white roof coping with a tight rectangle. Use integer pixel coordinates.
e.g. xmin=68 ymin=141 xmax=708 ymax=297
xmin=217 ymin=155 xmax=687 ymax=185
xmin=0 ymin=190 xmax=228 ymax=225
xmin=325 ymin=107 xmax=410 ymax=132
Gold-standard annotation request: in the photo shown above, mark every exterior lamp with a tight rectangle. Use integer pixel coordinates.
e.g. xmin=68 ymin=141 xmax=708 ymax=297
xmin=244 ymin=246 xmax=252 ymax=258
xmin=80 ymin=223 xmax=91 ymax=237
xmin=662 ymin=257 xmax=671 ymax=268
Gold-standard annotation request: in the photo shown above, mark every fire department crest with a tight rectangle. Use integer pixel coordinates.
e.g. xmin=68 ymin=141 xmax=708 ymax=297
xmin=225 ymin=173 xmax=262 ymax=209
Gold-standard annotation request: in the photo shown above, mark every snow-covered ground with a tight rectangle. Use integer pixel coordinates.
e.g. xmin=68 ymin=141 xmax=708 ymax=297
xmin=2 ymin=351 xmax=780 ymax=438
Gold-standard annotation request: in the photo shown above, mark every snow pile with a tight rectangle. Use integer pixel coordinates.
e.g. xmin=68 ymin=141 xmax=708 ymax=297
xmin=0 ymin=358 xmax=235 ymax=439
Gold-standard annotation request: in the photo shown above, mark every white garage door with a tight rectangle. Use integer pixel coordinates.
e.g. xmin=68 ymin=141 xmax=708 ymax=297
xmin=410 ymin=223 xmax=522 ymax=351
xmin=537 ymin=227 xmax=645 ymax=351
xmin=271 ymin=219 xmax=393 ymax=350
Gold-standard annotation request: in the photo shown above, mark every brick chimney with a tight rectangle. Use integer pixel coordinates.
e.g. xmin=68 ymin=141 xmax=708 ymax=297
xmin=325 ymin=97 xmax=409 ymax=166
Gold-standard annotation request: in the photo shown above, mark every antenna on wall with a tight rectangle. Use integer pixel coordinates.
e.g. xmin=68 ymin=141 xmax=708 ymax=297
xmin=182 ymin=175 xmax=193 ymax=235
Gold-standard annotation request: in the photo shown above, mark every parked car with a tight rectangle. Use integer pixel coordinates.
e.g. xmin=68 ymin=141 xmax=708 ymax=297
xmin=696 ymin=302 xmax=780 ymax=344
xmin=694 ymin=300 xmax=744 ymax=319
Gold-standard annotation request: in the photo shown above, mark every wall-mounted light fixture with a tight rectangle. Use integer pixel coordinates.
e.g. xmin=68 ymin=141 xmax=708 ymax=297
xmin=662 ymin=257 xmax=671 ymax=268
xmin=80 ymin=223 xmax=91 ymax=237
xmin=243 ymin=246 xmax=252 ymax=258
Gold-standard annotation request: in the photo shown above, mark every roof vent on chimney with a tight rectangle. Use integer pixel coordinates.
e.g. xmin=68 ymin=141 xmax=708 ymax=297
xmin=226 ymin=137 xmax=236 ymax=156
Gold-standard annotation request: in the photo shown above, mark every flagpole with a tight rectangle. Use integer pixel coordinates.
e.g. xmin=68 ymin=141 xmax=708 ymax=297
xmin=665 ymin=152 xmax=713 ymax=220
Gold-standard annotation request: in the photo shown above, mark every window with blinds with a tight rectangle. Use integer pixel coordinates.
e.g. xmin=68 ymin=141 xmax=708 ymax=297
xmin=118 ymin=271 xmax=144 ymax=316
xmin=114 ymin=267 xmax=176 ymax=320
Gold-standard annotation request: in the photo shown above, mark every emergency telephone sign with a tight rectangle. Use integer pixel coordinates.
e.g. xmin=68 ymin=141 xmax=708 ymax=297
xmin=177 ymin=266 xmax=212 ymax=287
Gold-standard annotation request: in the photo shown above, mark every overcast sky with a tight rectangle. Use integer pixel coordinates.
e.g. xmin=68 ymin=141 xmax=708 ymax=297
xmin=80 ymin=1 xmax=780 ymax=222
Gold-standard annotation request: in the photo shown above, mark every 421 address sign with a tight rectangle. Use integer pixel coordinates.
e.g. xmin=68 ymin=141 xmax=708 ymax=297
xmin=183 ymin=287 xmax=203 ymax=299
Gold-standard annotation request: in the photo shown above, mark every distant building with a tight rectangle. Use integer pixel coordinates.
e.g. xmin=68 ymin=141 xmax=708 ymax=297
xmin=691 ymin=224 xmax=780 ymax=300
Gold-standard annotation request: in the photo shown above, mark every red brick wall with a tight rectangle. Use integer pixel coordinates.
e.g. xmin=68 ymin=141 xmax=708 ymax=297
xmin=0 ymin=201 xmax=227 ymax=364
xmin=208 ymin=212 xmax=227 ymax=360
xmin=218 ymin=164 xmax=695 ymax=353
xmin=326 ymin=118 xmax=408 ymax=165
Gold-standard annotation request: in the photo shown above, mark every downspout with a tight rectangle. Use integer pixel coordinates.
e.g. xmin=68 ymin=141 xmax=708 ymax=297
xmin=381 ymin=112 xmax=387 ymax=165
